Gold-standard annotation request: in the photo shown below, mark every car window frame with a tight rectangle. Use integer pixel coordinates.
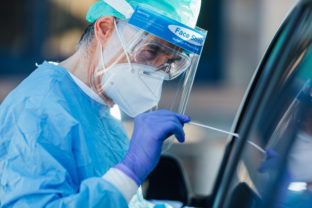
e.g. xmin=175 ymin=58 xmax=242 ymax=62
xmin=210 ymin=2 xmax=305 ymax=207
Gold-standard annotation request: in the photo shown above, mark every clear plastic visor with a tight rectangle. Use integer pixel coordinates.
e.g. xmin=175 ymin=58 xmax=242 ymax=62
xmin=103 ymin=19 xmax=192 ymax=80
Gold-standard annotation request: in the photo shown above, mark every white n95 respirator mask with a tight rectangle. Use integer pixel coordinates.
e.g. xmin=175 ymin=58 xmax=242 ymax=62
xmin=101 ymin=63 xmax=163 ymax=117
xmin=90 ymin=18 xmax=164 ymax=118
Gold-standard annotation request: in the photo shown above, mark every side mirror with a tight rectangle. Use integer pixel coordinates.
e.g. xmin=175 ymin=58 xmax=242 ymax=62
xmin=143 ymin=155 xmax=189 ymax=205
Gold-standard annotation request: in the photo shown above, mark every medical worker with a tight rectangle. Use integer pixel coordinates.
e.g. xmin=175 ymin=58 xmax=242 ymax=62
xmin=0 ymin=0 xmax=202 ymax=207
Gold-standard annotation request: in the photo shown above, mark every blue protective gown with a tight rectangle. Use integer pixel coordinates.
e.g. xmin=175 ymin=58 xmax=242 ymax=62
xmin=0 ymin=62 xmax=130 ymax=207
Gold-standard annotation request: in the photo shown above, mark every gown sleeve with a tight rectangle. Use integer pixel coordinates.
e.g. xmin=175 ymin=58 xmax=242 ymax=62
xmin=0 ymin=96 xmax=128 ymax=208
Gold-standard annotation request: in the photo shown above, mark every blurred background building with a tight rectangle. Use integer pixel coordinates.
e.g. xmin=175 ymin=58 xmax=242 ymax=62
xmin=0 ymin=0 xmax=296 ymax=198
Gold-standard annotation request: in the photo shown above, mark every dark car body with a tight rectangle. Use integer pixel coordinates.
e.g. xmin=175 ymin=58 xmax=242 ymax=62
xmin=213 ymin=0 xmax=312 ymax=207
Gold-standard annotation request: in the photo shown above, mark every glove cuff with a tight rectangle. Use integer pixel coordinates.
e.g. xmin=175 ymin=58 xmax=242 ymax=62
xmin=114 ymin=163 xmax=142 ymax=186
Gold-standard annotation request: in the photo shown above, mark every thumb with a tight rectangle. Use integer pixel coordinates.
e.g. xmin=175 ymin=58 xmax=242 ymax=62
xmin=175 ymin=113 xmax=191 ymax=123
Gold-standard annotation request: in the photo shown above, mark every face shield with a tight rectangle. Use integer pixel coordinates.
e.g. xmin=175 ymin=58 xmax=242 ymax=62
xmin=90 ymin=4 xmax=207 ymax=150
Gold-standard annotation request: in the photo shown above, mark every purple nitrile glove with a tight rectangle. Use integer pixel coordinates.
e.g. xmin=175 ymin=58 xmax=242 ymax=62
xmin=114 ymin=110 xmax=190 ymax=186
xmin=258 ymin=149 xmax=280 ymax=173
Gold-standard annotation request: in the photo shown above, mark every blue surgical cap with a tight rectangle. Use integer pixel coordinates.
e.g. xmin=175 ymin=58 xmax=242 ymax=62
xmin=86 ymin=0 xmax=201 ymax=28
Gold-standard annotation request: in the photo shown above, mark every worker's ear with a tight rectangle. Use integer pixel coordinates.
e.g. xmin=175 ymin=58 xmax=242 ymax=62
xmin=94 ymin=16 xmax=115 ymax=44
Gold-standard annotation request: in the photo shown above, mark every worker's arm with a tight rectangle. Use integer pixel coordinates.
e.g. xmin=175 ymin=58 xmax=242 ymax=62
xmin=0 ymin=137 xmax=130 ymax=207
xmin=0 ymin=100 xmax=130 ymax=208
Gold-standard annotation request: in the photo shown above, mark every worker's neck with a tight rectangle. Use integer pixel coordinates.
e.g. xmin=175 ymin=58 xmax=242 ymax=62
xmin=60 ymin=48 xmax=95 ymax=86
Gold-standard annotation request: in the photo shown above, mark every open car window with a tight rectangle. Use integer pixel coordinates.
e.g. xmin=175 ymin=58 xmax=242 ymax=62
xmin=213 ymin=1 xmax=312 ymax=207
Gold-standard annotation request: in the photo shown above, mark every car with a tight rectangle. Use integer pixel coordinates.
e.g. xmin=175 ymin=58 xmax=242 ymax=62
xmin=145 ymin=0 xmax=312 ymax=207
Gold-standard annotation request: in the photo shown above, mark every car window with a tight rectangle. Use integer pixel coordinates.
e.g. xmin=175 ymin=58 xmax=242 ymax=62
xmin=213 ymin=1 xmax=312 ymax=207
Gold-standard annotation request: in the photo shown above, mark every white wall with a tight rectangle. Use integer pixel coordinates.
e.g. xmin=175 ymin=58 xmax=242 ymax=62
xmin=223 ymin=0 xmax=296 ymax=87
xmin=259 ymin=0 xmax=297 ymax=54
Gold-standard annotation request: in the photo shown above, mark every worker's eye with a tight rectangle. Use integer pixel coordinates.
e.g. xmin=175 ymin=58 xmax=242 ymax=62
xmin=136 ymin=45 xmax=159 ymax=62
xmin=141 ymin=49 xmax=158 ymax=60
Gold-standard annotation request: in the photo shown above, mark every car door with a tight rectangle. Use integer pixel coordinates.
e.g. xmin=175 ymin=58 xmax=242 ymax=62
xmin=211 ymin=0 xmax=312 ymax=207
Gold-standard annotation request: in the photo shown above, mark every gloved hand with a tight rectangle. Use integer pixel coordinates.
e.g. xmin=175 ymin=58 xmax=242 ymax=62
xmin=258 ymin=149 xmax=280 ymax=173
xmin=114 ymin=110 xmax=190 ymax=185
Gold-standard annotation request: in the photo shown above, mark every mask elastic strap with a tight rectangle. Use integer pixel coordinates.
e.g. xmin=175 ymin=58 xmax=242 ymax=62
xmin=94 ymin=43 xmax=109 ymax=80
xmin=97 ymin=43 xmax=109 ymax=75
xmin=99 ymin=44 xmax=105 ymax=69
xmin=114 ymin=19 xmax=134 ymax=72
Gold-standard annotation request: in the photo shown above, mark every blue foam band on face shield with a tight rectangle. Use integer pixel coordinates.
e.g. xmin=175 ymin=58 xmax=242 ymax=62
xmin=128 ymin=5 xmax=207 ymax=55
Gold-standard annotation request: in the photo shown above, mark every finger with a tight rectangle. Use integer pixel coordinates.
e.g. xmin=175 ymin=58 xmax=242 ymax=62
xmin=176 ymin=130 xmax=185 ymax=143
xmin=151 ymin=110 xmax=191 ymax=123
xmin=266 ymin=149 xmax=278 ymax=159
xmin=163 ymin=121 xmax=185 ymax=143
xmin=175 ymin=113 xmax=191 ymax=123
xmin=146 ymin=110 xmax=190 ymax=127
xmin=146 ymin=112 xmax=183 ymax=123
